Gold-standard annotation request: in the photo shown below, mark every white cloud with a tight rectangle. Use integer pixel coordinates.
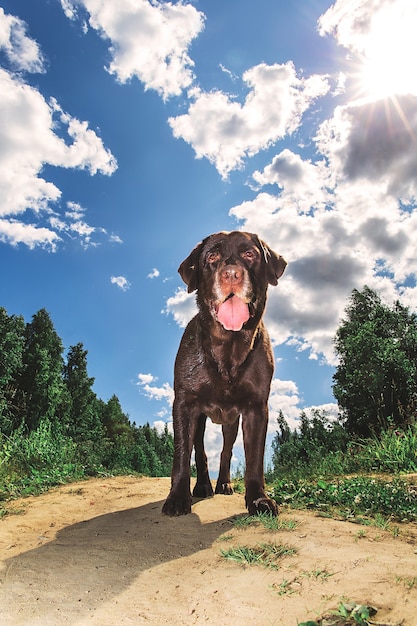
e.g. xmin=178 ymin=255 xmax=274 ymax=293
xmin=268 ymin=378 xmax=303 ymax=431
xmin=60 ymin=0 xmax=79 ymax=21
xmin=164 ymin=287 xmax=197 ymax=328
xmin=110 ymin=275 xmax=131 ymax=291
xmin=48 ymin=201 xmax=108 ymax=249
xmin=0 ymin=218 xmax=61 ymax=251
xmin=63 ymin=0 xmax=205 ymax=100
xmin=153 ymin=419 xmax=173 ymax=435
xmin=252 ymin=149 xmax=332 ymax=214
xmin=169 ymin=62 xmax=329 ymax=178
xmin=52 ymin=100 xmax=117 ymax=176
xmin=137 ymin=373 xmax=174 ymax=404
xmin=0 ymin=65 xmax=117 ymax=250
xmin=316 ymin=96 xmax=417 ymax=199
xmin=147 ymin=268 xmax=160 ymax=279
xmin=137 ymin=373 xmax=155 ymax=386
xmin=0 ymin=8 xmax=45 ymax=73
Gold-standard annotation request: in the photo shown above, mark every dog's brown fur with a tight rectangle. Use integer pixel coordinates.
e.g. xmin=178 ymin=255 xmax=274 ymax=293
xmin=162 ymin=231 xmax=286 ymax=516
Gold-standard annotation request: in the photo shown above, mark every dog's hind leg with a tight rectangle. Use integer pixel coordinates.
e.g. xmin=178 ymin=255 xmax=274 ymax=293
xmin=192 ymin=413 xmax=214 ymax=498
xmin=215 ymin=419 xmax=239 ymax=495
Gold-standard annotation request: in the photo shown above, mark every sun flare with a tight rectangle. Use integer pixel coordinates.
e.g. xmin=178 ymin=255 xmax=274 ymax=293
xmin=357 ymin=5 xmax=417 ymax=100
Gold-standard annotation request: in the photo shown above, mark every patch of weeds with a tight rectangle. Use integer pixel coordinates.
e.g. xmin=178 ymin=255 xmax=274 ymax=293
xmin=395 ymin=575 xmax=417 ymax=590
xmin=372 ymin=513 xmax=400 ymax=537
xmin=217 ymin=533 xmax=234 ymax=542
xmin=390 ymin=525 xmax=400 ymax=538
xmin=270 ymin=578 xmax=298 ymax=596
xmin=220 ymin=542 xmax=296 ymax=569
xmin=298 ymin=601 xmax=377 ymax=625
xmin=231 ymin=512 xmax=298 ymax=531
xmin=354 ymin=529 xmax=367 ymax=541
xmin=271 ymin=569 xmax=335 ymax=599
xmin=0 ymin=504 xmax=25 ymax=518
xmin=231 ymin=514 xmax=254 ymax=529
xmin=301 ymin=569 xmax=336 ymax=582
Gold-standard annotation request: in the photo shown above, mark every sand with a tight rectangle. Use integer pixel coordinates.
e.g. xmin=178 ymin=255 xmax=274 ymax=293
xmin=1 ymin=475 xmax=416 ymax=625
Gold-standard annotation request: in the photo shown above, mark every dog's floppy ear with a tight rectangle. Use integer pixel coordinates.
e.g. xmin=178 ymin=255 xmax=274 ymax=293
xmin=178 ymin=240 xmax=205 ymax=293
xmin=257 ymin=237 xmax=287 ymax=286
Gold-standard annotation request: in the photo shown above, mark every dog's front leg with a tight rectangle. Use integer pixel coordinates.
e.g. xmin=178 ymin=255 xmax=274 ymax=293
xmin=162 ymin=399 xmax=197 ymax=516
xmin=242 ymin=406 xmax=278 ymax=516
xmin=192 ymin=414 xmax=214 ymax=498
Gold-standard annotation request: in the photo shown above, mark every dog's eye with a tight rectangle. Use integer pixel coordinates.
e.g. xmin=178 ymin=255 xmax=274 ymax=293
xmin=241 ymin=248 xmax=257 ymax=262
xmin=206 ymin=251 xmax=221 ymax=264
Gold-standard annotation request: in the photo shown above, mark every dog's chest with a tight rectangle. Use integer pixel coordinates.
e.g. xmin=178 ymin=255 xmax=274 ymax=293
xmin=194 ymin=371 xmax=258 ymax=424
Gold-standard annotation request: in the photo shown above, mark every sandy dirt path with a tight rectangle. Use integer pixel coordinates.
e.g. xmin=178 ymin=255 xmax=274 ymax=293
xmin=1 ymin=476 xmax=417 ymax=625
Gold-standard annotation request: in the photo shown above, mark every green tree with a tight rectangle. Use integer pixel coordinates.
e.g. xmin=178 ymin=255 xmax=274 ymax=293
xmin=0 ymin=308 xmax=25 ymax=434
xmin=100 ymin=394 xmax=132 ymax=440
xmin=63 ymin=343 xmax=103 ymax=443
xmin=132 ymin=423 xmax=174 ymax=476
xmin=333 ymin=286 xmax=417 ymax=436
xmin=98 ymin=394 xmax=135 ymax=470
xmin=20 ymin=309 xmax=67 ymax=431
xmin=271 ymin=409 xmax=348 ymax=476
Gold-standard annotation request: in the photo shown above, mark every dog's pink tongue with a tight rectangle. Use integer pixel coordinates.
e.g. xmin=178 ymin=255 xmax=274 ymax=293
xmin=217 ymin=295 xmax=250 ymax=331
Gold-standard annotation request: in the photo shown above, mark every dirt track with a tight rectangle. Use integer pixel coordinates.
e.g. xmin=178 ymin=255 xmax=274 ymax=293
xmin=1 ymin=476 xmax=417 ymax=625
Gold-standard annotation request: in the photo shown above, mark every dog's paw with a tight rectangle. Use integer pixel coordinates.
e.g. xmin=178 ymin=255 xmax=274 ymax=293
xmin=162 ymin=494 xmax=192 ymax=516
xmin=247 ymin=496 xmax=278 ymax=517
xmin=193 ymin=481 xmax=214 ymax=498
xmin=215 ymin=481 xmax=234 ymax=495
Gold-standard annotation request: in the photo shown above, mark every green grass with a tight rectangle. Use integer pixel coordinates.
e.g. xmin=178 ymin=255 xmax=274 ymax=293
xmin=231 ymin=511 xmax=299 ymax=531
xmin=0 ymin=421 xmax=86 ymax=504
xmin=220 ymin=542 xmax=296 ymax=569
xmin=272 ymin=475 xmax=417 ymax=523
xmin=359 ymin=427 xmax=417 ymax=473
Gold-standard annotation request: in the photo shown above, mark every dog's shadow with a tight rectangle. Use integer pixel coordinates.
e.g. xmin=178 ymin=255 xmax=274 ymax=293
xmin=1 ymin=499 xmax=233 ymax=623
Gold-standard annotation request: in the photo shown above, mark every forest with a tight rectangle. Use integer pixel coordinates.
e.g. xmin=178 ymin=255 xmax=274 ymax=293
xmin=0 ymin=306 xmax=173 ymax=499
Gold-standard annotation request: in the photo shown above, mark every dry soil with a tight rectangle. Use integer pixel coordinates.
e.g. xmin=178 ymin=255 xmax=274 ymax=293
xmin=1 ymin=476 xmax=417 ymax=625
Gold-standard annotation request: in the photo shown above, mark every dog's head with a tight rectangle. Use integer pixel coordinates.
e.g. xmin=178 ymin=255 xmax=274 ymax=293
xmin=179 ymin=231 xmax=287 ymax=331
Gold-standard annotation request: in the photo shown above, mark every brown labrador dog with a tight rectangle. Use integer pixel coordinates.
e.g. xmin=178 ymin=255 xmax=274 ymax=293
xmin=162 ymin=231 xmax=287 ymax=516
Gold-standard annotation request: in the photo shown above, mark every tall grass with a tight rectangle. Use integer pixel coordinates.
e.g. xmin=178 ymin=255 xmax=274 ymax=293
xmin=0 ymin=419 xmax=85 ymax=500
xmin=358 ymin=427 xmax=417 ymax=473
xmin=269 ymin=423 xmax=417 ymax=482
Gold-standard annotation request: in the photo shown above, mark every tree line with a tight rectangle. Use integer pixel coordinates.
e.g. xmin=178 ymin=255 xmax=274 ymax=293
xmin=0 ymin=307 xmax=173 ymax=478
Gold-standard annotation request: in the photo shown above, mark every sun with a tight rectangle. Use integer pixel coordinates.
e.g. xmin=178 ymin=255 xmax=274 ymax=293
xmin=356 ymin=4 xmax=417 ymax=100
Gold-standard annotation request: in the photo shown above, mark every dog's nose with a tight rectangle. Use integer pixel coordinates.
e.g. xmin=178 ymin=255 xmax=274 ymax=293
xmin=221 ymin=265 xmax=243 ymax=285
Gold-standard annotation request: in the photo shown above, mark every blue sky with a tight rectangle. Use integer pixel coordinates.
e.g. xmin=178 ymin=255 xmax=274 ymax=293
xmin=1 ymin=0 xmax=417 ymax=470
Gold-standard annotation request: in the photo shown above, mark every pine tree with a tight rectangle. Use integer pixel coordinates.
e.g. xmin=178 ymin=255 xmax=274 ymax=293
xmin=100 ymin=394 xmax=132 ymax=440
xmin=63 ymin=343 xmax=103 ymax=443
xmin=20 ymin=309 xmax=67 ymax=431
xmin=0 ymin=307 xmax=25 ymax=434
